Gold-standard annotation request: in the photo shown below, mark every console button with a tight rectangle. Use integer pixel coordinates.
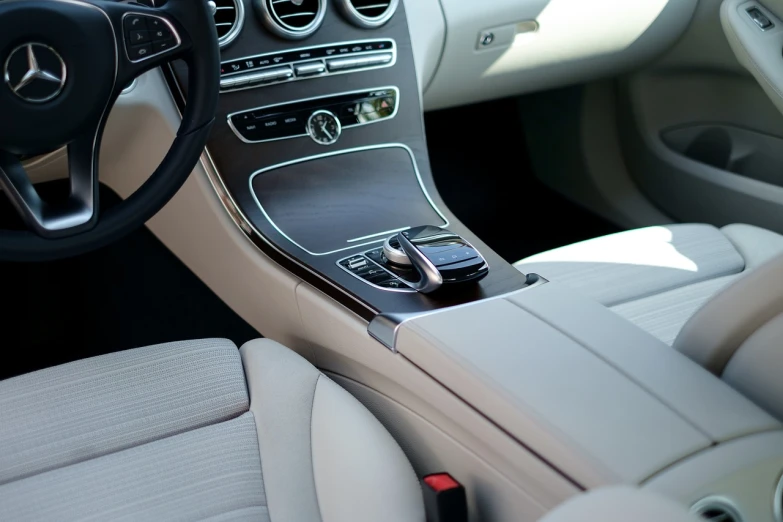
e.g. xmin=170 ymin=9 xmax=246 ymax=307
xmin=127 ymin=44 xmax=152 ymax=61
xmin=361 ymin=266 xmax=393 ymax=284
xmin=326 ymin=57 xmax=364 ymax=72
xmin=340 ymin=256 xmax=366 ymax=270
xmin=244 ymin=66 xmax=294 ymax=86
xmin=376 ymin=278 xmax=409 ymax=289
xmin=294 ymin=61 xmax=326 ymax=77
xmin=428 ymin=248 xmax=479 ymax=267
xmin=281 ymin=112 xmax=305 ymax=130
xmin=357 ymin=52 xmax=393 ymax=67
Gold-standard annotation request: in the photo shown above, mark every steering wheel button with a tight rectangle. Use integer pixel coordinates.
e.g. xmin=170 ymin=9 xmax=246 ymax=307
xmin=152 ymin=40 xmax=175 ymax=53
xmin=128 ymin=30 xmax=150 ymax=45
xmin=128 ymin=44 xmax=152 ymax=61
xmin=123 ymin=14 xmax=149 ymax=34
xmin=151 ymin=26 xmax=174 ymax=42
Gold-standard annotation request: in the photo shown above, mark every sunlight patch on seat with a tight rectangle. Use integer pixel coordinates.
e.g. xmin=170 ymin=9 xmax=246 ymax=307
xmin=519 ymin=227 xmax=699 ymax=272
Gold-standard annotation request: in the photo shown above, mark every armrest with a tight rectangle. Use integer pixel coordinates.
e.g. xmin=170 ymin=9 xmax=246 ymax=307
xmin=393 ymin=281 xmax=778 ymax=487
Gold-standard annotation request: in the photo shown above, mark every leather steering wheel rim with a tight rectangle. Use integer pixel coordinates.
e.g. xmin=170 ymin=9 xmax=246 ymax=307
xmin=0 ymin=0 xmax=220 ymax=262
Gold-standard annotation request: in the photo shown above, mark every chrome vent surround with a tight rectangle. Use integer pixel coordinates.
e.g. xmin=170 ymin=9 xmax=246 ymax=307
xmin=213 ymin=0 xmax=245 ymax=48
xmin=337 ymin=0 xmax=398 ymax=28
xmin=774 ymin=473 xmax=783 ymax=522
xmin=256 ymin=0 xmax=326 ymax=40
xmin=691 ymin=497 xmax=742 ymax=522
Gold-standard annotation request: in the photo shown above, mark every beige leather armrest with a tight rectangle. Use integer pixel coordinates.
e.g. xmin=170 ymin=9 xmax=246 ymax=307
xmin=539 ymin=487 xmax=697 ymax=522
xmin=721 ymin=0 xmax=783 ymax=115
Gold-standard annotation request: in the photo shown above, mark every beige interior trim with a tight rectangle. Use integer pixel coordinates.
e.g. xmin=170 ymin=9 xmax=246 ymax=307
xmin=722 ymin=0 xmax=783 ymax=115
xmin=674 ymin=254 xmax=783 ymax=374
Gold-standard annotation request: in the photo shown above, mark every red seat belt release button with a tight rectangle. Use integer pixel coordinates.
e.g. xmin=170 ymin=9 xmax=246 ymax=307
xmin=422 ymin=473 xmax=468 ymax=522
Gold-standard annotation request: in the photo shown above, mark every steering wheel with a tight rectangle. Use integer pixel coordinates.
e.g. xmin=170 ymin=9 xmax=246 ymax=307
xmin=0 ymin=0 xmax=219 ymax=262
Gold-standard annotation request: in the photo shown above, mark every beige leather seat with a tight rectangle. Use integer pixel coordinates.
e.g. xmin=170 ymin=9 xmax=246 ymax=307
xmin=516 ymin=223 xmax=783 ymax=346
xmin=0 ymin=339 xmax=424 ymax=521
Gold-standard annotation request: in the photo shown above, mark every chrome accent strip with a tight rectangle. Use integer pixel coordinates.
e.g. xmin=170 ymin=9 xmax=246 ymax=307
xmin=774 ymin=472 xmax=783 ymax=522
xmin=336 ymin=0 xmax=399 ymax=28
xmin=336 ymin=253 xmax=416 ymax=294
xmin=122 ymin=13 xmax=182 ymax=63
xmin=256 ymin=0 xmax=327 ymax=40
xmin=348 ymin=226 xmax=408 ymax=243
xmin=217 ymin=0 xmax=245 ymax=48
xmin=397 ymin=230 xmax=443 ymax=293
xmin=247 ymin=143 xmax=449 ymax=256
xmin=227 ymin=86 xmax=400 ymax=145
xmin=368 ymin=274 xmax=549 ymax=352
xmin=219 ymin=38 xmax=397 ymax=94
xmin=382 ymin=235 xmax=411 ymax=266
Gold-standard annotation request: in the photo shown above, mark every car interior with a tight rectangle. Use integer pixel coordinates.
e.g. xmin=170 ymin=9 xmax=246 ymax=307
xmin=3 ymin=0 xmax=783 ymax=520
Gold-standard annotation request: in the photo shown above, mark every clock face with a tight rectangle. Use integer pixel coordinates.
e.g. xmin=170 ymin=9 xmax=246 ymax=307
xmin=306 ymin=110 xmax=341 ymax=145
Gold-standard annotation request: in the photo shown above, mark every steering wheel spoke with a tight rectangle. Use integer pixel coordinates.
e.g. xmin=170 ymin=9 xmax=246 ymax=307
xmin=0 ymin=130 xmax=100 ymax=238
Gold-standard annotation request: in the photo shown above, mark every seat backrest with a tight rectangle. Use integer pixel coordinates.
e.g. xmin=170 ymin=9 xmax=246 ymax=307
xmin=675 ymin=252 xmax=783 ymax=419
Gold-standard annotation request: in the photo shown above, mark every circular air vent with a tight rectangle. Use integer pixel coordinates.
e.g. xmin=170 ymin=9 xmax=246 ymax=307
xmin=337 ymin=0 xmax=398 ymax=28
xmin=255 ymin=0 xmax=326 ymax=40
xmin=211 ymin=0 xmax=245 ymax=48
xmin=691 ymin=497 xmax=742 ymax=522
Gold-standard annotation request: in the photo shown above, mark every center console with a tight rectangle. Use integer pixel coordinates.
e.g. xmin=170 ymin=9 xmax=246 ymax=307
xmin=166 ymin=0 xmax=530 ymax=324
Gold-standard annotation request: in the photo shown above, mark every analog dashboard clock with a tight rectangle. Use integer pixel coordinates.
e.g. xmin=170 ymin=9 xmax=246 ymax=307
xmin=306 ymin=110 xmax=342 ymax=145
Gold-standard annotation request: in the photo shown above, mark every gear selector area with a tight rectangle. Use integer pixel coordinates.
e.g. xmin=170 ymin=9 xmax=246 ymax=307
xmin=338 ymin=226 xmax=489 ymax=294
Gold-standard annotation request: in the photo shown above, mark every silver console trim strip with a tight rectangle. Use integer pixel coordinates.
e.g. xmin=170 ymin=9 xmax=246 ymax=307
xmin=219 ymin=38 xmax=397 ymax=94
xmin=247 ymin=143 xmax=449 ymax=256
xmin=227 ymin=86 xmax=400 ymax=144
xmin=347 ymin=226 xmax=408 ymax=243
xmin=368 ymin=274 xmax=548 ymax=352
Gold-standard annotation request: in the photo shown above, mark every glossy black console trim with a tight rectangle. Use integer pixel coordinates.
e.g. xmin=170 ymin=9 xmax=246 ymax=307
xmin=248 ymin=143 xmax=449 ymax=256
xmin=226 ymin=86 xmax=400 ymax=144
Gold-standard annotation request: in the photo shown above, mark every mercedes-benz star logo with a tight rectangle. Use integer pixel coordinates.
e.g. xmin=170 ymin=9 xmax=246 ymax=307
xmin=3 ymin=43 xmax=67 ymax=103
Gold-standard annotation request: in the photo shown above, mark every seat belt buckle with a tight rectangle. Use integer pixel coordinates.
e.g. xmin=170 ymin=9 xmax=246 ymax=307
xmin=422 ymin=473 xmax=468 ymax=522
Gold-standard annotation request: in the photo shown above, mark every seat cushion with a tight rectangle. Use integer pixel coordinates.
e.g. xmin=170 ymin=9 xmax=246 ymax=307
xmin=0 ymin=339 xmax=425 ymax=522
xmin=515 ymin=224 xmax=783 ymax=345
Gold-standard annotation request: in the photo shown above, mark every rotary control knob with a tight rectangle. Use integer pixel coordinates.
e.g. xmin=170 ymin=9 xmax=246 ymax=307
xmin=306 ymin=110 xmax=341 ymax=145
xmin=383 ymin=235 xmax=411 ymax=266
